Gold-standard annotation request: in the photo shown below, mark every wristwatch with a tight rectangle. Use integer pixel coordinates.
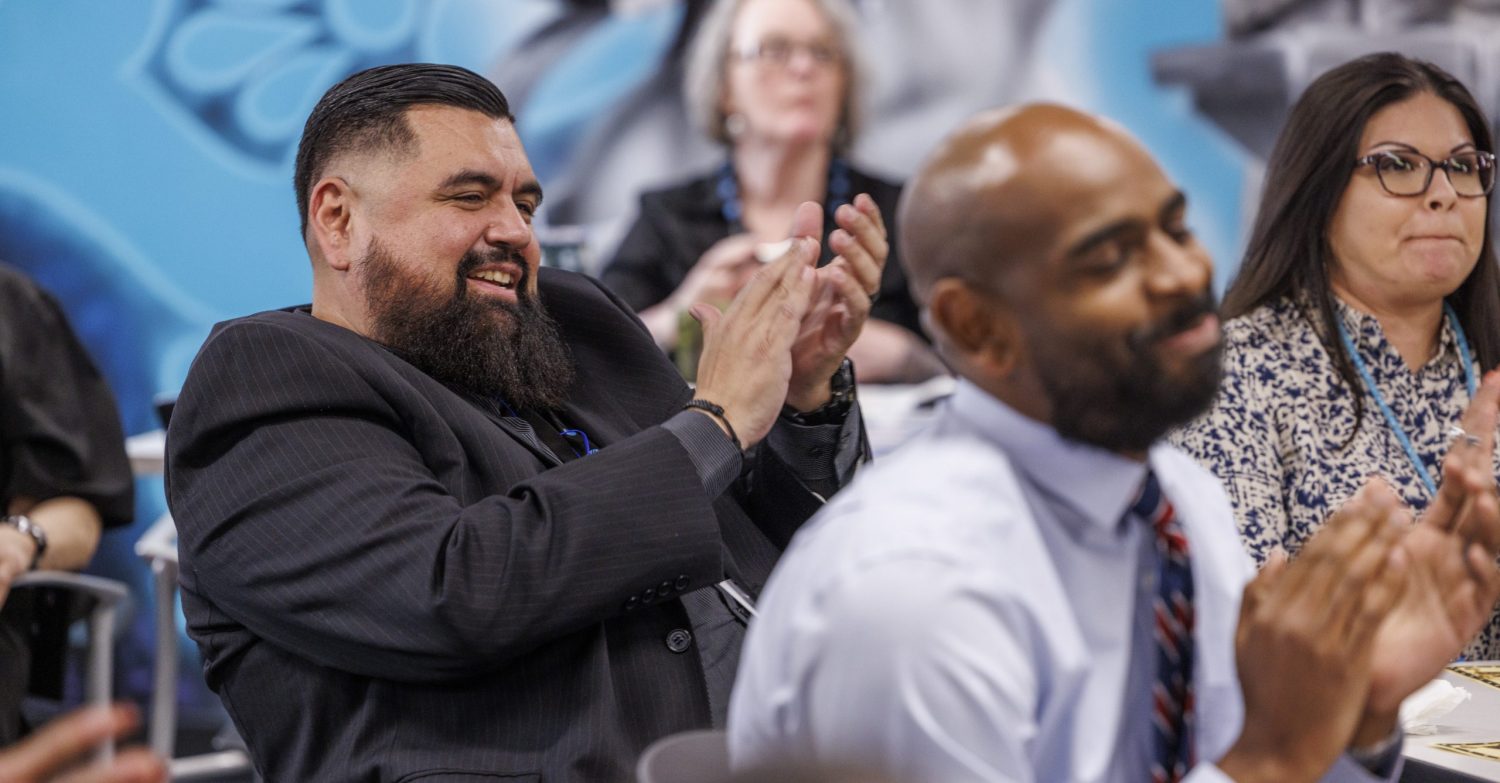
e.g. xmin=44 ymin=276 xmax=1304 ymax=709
xmin=783 ymin=358 xmax=856 ymax=426
xmin=2 ymin=514 xmax=46 ymax=570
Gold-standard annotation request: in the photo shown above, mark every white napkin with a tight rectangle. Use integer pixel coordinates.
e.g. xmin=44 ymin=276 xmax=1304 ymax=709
xmin=754 ymin=239 xmax=793 ymax=263
xmin=1400 ymin=678 xmax=1471 ymax=735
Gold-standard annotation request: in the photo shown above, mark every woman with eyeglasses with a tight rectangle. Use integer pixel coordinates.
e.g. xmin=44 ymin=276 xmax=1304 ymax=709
xmin=1173 ymin=52 xmax=1500 ymax=658
xmin=600 ymin=0 xmax=943 ymax=383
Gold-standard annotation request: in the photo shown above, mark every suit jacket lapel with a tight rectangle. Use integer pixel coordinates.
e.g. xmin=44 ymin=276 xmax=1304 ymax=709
xmin=453 ymin=387 xmax=566 ymax=468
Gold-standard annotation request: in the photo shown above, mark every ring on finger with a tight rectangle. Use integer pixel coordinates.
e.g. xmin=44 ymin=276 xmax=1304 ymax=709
xmin=1450 ymin=424 xmax=1483 ymax=447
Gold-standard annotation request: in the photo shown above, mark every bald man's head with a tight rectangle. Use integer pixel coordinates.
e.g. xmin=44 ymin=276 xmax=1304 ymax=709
xmin=898 ymin=103 xmax=1222 ymax=454
xmin=898 ymin=104 xmax=1153 ymax=304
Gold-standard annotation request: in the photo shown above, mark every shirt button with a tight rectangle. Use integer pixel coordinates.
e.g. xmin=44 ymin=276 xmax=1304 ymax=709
xmin=665 ymin=629 xmax=693 ymax=654
xmin=674 ymin=575 xmax=691 ymax=591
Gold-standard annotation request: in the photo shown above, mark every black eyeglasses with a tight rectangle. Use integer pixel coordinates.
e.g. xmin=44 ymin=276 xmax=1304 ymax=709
xmin=1354 ymin=150 xmax=1497 ymax=197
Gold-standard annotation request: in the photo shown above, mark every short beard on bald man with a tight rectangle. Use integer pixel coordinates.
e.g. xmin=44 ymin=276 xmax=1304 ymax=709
xmin=1034 ymin=292 xmax=1223 ymax=453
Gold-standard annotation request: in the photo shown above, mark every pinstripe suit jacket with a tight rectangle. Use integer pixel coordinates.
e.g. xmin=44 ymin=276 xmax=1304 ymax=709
xmin=166 ymin=269 xmax=839 ymax=782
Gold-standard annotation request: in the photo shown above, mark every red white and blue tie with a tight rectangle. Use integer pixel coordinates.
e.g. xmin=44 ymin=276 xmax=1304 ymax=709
xmin=1130 ymin=471 xmax=1195 ymax=783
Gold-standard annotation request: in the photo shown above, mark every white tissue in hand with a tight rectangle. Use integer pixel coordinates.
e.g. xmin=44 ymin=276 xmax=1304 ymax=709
xmin=755 ymin=239 xmax=793 ymax=263
xmin=1400 ymin=679 xmax=1471 ymax=735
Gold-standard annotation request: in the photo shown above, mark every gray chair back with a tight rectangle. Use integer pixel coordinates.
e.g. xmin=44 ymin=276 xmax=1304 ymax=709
xmin=13 ymin=571 xmax=129 ymax=761
xmin=636 ymin=729 xmax=731 ymax=783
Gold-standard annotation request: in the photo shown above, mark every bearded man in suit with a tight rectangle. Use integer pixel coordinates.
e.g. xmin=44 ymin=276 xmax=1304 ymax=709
xmin=166 ymin=62 xmax=886 ymax=782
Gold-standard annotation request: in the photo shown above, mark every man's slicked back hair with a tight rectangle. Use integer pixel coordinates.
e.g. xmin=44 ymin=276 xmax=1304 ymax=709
xmin=293 ymin=63 xmax=514 ymax=238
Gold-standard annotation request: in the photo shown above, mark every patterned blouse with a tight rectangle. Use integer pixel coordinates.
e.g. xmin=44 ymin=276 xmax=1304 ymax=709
xmin=1171 ymin=294 xmax=1500 ymax=660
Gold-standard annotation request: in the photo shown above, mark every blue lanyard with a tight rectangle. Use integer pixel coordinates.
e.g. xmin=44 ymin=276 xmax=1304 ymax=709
xmin=560 ymin=428 xmax=598 ymax=457
xmin=495 ymin=398 xmax=597 ymax=458
xmin=715 ymin=157 xmax=852 ymax=235
xmin=1335 ymin=302 xmax=1476 ymax=497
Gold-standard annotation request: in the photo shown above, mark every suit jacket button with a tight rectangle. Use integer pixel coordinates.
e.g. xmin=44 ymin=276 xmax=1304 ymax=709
xmin=642 ymin=587 xmax=656 ymax=602
xmin=665 ymin=629 xmax=693 ymax=654
xmin=674 ymin=575 xmax=691 ymax=590
xmin=659 ymin=579 xmax=674 ymax=594
xmin=624 ymin=596 xmax=639 ymax=611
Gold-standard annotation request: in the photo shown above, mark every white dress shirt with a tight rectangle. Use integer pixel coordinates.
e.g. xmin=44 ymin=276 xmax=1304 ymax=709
xmin=728 ymin=380 xmax=1394 ymax=783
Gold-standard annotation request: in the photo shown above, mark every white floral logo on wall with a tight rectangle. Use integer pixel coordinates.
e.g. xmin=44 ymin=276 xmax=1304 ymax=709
xmin=138 ymin=0 xmax=423 ymax=165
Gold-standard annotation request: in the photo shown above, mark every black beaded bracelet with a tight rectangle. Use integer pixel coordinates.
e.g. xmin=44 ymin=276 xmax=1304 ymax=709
xmin=682 ymin=399 xmax=742 ymax=451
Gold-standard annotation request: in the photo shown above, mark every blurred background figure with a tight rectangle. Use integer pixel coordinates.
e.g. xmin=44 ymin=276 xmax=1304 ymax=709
xmin=506 ymin=0 xmax=1059 ymax=264
xmin=599 ymin=0 xmax=942 ymax=383
xmin=1226 ymin=0 xmax=1500 ymax=37
xmin=0 ymin=263 xmax=133 ymax=743
xmin=1159 ymin=0 xmax=1500 ymax=251
xmin=1172 ymin=52 xmax=1500 ymax=659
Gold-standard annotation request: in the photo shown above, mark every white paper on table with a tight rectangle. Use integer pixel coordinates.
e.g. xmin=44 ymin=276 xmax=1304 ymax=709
xmin=1401 ymin=678 xmax=1471 ymax=735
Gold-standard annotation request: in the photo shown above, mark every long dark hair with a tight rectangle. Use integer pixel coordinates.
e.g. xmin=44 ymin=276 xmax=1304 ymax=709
xmin=1223 ymin=52 xmax=1500 ymax=433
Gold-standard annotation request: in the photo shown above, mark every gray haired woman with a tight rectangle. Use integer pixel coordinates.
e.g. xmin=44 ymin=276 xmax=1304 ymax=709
xmin=600 ymin=0 xmax=942 ymax=383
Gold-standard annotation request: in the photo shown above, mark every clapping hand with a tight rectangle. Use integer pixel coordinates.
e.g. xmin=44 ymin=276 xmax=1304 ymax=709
xmin=689 ymin=219 xmax=819 ymax=449
xmin=785 ymin=194 xmax=888 ymax=411
xmin=670 ymin=234 xmax=763 ymax=312
xmin=1363 ymin=369 xmax=1500 ymax=723
xmin=1221 ymin=482 xmax=1408 ymax=783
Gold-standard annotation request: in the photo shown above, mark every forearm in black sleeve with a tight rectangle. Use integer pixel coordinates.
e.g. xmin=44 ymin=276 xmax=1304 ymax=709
xmin=737 ymin=402 xmax=868 ymax=549
xmin=168 ymin=322 xmax=723 ymax=683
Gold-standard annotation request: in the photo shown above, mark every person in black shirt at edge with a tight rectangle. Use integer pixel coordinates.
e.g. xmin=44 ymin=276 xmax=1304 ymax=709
xmin=0 ymin=262 xmax=133 ymax=746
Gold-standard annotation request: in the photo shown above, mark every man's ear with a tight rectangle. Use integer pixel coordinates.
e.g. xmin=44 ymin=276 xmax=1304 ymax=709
xmin=926 ymin=278 xmax=1023 ymax=378
xmin=308 ymin=176 xmax=356 ymax=271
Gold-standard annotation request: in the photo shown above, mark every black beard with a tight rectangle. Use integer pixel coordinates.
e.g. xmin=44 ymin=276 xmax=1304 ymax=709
xmin=1035 ymin=292 xmax=1223 ymax=453
xmin=360 ymin=241 xmax=576 ymax=410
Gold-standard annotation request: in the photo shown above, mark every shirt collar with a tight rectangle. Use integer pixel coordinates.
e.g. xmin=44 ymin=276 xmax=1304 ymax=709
xmin=1329 ymin=293 xmax=1461 ymax=368
xmin=945 ymin=380 xmax=1151 ymax=535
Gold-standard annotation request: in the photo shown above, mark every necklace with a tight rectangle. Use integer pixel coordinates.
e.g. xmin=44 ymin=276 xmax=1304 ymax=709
xmin=714 ymin=157 xmax=852 ymax=238
xmin=1335 ymin=302 xmax=1477 ymax=497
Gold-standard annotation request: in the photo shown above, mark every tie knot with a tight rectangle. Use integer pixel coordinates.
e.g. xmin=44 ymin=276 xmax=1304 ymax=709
xmin=1131 ymin=470 xmax=1189 ymax=558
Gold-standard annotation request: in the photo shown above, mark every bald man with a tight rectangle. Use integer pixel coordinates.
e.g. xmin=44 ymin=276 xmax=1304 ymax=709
xmin=727 ymin=104 xmax=1500 ymax=783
